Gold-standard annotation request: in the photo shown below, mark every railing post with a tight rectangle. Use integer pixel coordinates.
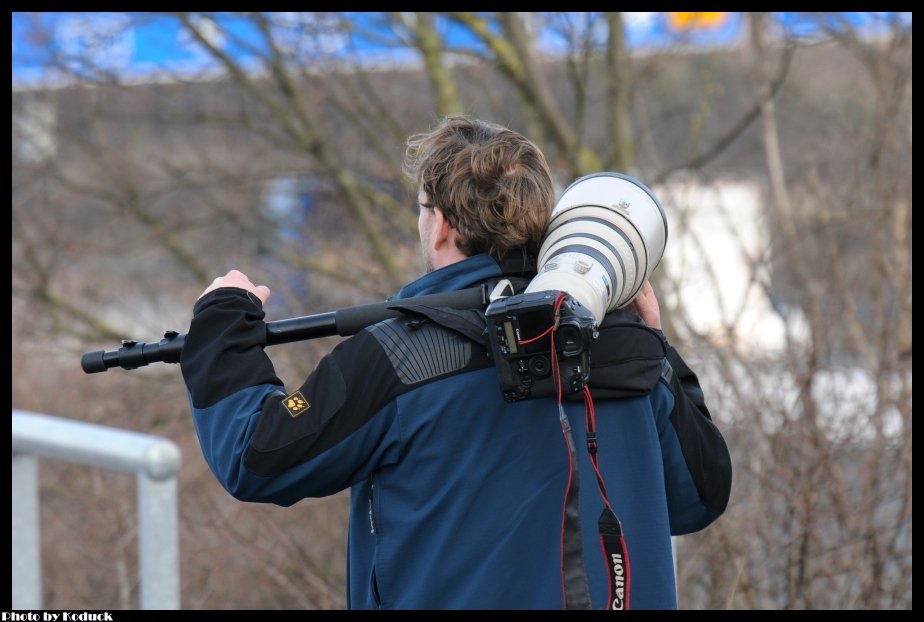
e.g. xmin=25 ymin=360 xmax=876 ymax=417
xmin=137 ymin=473 xmax=180 ymax=609
xmin=12 ymin=451 xmax=42 ymax=609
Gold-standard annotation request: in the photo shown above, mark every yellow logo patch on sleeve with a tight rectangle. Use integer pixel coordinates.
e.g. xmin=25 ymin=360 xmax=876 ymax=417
xmin=282 ymin=391 xmax=310 ymax=417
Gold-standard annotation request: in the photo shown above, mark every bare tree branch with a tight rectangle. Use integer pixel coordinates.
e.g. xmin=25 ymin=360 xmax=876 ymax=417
xmin=653 ymin=41 xmax=794 ymax=185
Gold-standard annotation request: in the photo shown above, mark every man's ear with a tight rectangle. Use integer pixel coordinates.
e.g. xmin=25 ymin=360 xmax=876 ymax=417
xmin=432 ymin=207 xmax=457 ymax=251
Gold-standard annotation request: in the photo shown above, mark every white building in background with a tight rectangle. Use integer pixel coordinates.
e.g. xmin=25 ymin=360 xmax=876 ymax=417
xmin=655 ymin=179 xmax=809 ymax=354
xmin=652 ymin=180 xmax=909 ymax=442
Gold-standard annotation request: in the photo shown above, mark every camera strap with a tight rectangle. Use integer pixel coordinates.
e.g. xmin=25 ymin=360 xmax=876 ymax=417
xmin=391 ymin=304 xmax=490 ymax=347
xmin=542 ymin=294 xmax=631 ymax=611
xmin=557 ymin=401 xmax=593 ymax=610
xmin=584 ymin=385 xmax=631 ymax=610
xmin=554 ymin=389 xmax=632 ymax=611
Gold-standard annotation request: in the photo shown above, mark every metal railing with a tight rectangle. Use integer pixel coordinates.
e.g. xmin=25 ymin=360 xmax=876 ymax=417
xmin=11 ymin=410 xmax=182 ymax=609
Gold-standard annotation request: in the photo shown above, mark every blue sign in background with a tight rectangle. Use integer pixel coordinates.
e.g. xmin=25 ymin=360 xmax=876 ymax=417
xmin=12 ymin=12 xmax=911 ymax=89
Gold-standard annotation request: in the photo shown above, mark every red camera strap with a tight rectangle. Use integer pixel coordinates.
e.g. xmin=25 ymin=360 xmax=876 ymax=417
xmin=585 ymin=385 xmax=631 ymax=610
xmin=541 ymin=294 xmax=632 ymax=610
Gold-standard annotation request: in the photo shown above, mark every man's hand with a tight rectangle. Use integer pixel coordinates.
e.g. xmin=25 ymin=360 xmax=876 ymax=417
xmin=198 ymin=269 xmax=271 ymax=306
xmin=632 ymin=281 xmax=661 ymax=330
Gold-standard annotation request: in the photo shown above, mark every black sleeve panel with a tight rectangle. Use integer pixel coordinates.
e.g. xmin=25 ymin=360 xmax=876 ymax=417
xmin=181 ymin=288 xmax=283 ymax=409
xmin=663 ymin=344 xmax=733 ymax=516
xmin=243 ymin=330 xmax=399 ymax=476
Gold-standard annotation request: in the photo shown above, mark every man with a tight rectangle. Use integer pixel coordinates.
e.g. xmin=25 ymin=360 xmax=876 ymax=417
xmin=181 ymin=115 xmax=732 ymax=609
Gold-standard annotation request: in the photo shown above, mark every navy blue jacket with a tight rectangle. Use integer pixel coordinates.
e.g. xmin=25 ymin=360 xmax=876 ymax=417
xmin=181 ymin=254 xmax=731 ymax=610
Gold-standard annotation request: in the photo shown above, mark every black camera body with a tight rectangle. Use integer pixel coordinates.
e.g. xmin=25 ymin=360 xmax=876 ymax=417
xmin=485 ymin=290 xmax=598 ymax=403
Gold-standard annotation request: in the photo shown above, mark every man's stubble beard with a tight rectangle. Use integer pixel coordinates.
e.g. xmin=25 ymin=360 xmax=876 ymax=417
xmin=420 ymin=236 xmax=435 ymax=274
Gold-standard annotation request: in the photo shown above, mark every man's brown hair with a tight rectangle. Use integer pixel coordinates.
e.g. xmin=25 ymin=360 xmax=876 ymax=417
xmin=404 ymin=115 xmax=554 ymax=268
